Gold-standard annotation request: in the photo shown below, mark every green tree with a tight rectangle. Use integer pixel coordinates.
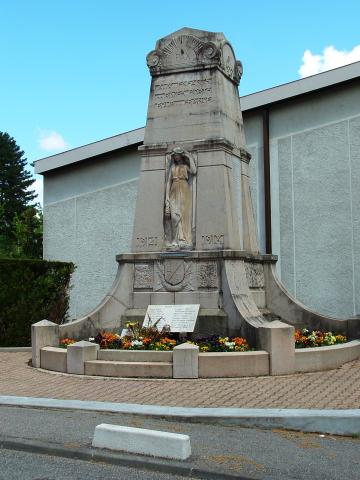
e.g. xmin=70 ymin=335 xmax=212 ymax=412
xmin=12 ymin=205 xmax=43 ymax=259
xmin=0 ymin=132 xmax=36 ymax=253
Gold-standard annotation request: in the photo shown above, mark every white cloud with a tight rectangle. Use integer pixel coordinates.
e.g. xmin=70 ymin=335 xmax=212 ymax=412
xmin=299 ymin=45 xmax=360 ymax=78
xmin=38 ymin=129 xmax=68 ymax=151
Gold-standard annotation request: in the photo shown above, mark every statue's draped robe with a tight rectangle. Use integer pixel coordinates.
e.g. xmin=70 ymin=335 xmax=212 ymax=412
xmin=169 ymin=163 xmax=192 ymax=245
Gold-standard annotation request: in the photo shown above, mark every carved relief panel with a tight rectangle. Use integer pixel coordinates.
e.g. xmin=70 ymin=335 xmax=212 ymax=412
xmin=197 ymin=261 xmax=219 ymax=289
xmin=245 ymin=262 xmax=265 ymax=288
xmin=154 ymin=259 xmax=196 ymax=292
xmin=146 ymin=32 xmax=242 ymax=85
xmin=134 ymin=263 xmax=154 ymax=290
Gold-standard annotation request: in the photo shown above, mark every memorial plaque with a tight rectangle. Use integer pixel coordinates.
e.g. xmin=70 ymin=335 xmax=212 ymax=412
xmin=144 ymin=304 xmax=200 ymax=333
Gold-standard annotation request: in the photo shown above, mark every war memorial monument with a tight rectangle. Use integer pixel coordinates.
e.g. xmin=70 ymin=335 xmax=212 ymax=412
xmin=32 ymin=28 xmax=360 ymax=378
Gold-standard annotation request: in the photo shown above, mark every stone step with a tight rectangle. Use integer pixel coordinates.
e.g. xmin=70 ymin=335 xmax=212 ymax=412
xmin=98 ymin=349 xmax=172 ymax=363
xmin=84 ymin=360 xmax=173 ymax=378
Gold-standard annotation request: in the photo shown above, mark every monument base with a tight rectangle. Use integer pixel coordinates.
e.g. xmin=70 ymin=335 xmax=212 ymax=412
xmin=58 ymin=249 xmax=357 ymax=348
xmin=113 ymin=250 xmax=275 ymax=343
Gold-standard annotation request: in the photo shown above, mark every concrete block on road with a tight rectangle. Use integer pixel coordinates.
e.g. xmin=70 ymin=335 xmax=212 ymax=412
xmin=92 ymin=423 xmax=191 ymax=460
xmin=67 ymin=341 xmax=99 ymax=375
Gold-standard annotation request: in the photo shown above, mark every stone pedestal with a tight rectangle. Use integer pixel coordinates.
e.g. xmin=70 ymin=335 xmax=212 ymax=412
xmin=31 ymin=320 xmax=59 ymax=368
xmin=258 ymin=321 xmax=295 ymax=375
xmin=67 ymin=340 xmax=99 ymax=375
xmin=117 ymin=250 xmax=277 ymax=341
xmin=173 ymin=343 xmax=199 ymax=378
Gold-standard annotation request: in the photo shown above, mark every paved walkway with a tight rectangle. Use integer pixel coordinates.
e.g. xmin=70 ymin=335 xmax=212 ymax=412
xmin=1 ymin=352 xmax=360 ymax=409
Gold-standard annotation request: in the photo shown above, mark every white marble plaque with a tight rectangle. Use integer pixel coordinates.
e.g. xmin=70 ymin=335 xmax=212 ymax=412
xmin=144 ymin=304 xmax=200 ymax=332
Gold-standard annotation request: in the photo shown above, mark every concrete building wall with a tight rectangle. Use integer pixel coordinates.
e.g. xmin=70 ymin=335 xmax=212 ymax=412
xmin=244 ymin=82 xmax=360 ymax=318
xmin=43 ymin=147 xmax=141 ymax=318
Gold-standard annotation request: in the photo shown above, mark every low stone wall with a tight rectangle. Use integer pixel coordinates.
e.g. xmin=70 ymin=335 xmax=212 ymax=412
xmin=33 ymin=321 xmax=360 ymax=378
xmin=295 ymin=340 xmax=360 ymax=373
xmin=84 ymin=359 xmax=173 ymax=378
xmin=40 ymin=347 xmax=67 ymax=373
xmin=199 ymin=351 xmax=269 ymax=378
xmin=98 ymin=350 xmax=172 ymax=362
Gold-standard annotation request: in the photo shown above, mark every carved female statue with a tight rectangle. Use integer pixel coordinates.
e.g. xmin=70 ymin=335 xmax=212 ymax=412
xmin=164 ymin=147 xmax=197 ymax=249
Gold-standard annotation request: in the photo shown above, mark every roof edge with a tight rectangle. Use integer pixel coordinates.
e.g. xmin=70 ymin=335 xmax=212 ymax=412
xmin=35 ymin=127 xmax=145 ymax=174
xmin=240 ymin=60 xmax=360 ymax=111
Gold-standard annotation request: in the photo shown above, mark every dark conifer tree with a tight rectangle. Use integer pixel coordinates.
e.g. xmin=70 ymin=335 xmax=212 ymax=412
xmin=0 ymin=132 xmax=36 ymax=240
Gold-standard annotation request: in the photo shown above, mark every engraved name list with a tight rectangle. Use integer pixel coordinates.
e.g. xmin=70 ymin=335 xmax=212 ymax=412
xmin=152 ymin=76 xmax=213 ymax=109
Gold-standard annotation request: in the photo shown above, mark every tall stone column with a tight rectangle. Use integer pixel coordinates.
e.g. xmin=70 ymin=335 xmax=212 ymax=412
xmin=131 ymin=28 xmax=258 ymax=254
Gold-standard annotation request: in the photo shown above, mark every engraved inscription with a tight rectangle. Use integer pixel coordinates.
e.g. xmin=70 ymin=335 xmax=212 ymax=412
xmin=245 ymin=263 xmax=265 ymax=288
xmin=144 ymin=304 xmax=200 ymax=333
xmin=134 ymin=264 xmax=153 ymax=290
xmin=153 ymin=77 xmax=213 ymax=109
xmin=155 ymin=78 xmax=211 ymax=93
xmin=136 ymin=236 xmax=158 ymax=248
xmin=197 ymin=261 xmax=218 ymax=288
xmin=201 ymin=234 xmax=224 ymax=246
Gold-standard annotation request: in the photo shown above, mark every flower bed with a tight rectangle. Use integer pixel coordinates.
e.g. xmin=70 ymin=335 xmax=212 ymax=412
xmin=59 ymin=321 xmax=252 ymax=352
xmin=188 ymin=335 xmax=250 ymax=352
xmin=60 ymin=325 xmax=348 ymax=351
xmin=295 ymin=328 xmax=347 ymax=348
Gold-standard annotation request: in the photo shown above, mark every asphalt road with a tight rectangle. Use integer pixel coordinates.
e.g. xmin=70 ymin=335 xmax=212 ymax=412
xmin=0 ymin=448 xmax=187 ymax=480
xmin=1 ymin=406 xmax=360 ymax=479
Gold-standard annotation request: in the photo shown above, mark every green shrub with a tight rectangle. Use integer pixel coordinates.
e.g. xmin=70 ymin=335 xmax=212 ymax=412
xmin=0 ymin=258 xmax=75 ymax=347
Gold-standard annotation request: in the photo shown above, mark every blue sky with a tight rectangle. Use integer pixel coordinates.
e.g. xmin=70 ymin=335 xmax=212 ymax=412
xmin=1 ymin=0 xmax=360 ymax=203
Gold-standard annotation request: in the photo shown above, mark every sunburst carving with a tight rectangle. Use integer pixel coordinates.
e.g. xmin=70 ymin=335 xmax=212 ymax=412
xmin=161 ymin=35 xmax=205 ymax=67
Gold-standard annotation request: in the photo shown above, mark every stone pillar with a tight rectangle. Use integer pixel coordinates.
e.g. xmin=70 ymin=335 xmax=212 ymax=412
xmin=67 ymin=340 xmax=99 ymax=375
xmin=258 ymin=321 xmax=295 ymax=375
xmin=173 ymin=343 xmax=199 ymax=379
xmin=347 ymin=315 xmax=360 ymax=340
xmin=31 ymin=320 xmax=59 ymax=368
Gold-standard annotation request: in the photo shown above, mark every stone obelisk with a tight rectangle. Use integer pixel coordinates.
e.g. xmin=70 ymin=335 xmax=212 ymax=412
xmin=132 ymin=27 xmax=258 ymax=254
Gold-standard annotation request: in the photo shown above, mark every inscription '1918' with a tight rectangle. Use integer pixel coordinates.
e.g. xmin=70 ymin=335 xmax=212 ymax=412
xmin=202 ymin=234 xmax=224 ymax=246
xmin=153 ymin=77 xmax=213 ymax=109
xmin=136 ymin=236 xmax=158 ymax=248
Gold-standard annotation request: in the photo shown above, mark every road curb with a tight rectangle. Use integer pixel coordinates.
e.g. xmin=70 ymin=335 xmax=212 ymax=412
xmin=0 ymin=436 xmax=253 ymax=480
xmin=0 ymin=395 xmax=360 ymax=436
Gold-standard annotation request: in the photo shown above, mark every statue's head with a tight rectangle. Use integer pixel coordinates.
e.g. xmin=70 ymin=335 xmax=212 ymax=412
xmin=171 ymin=147 xmax=186 ymax=164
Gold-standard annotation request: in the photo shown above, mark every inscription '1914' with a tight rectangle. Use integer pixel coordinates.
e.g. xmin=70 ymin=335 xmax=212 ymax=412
xmin=153 ymin=77 xmax=213 ymax=109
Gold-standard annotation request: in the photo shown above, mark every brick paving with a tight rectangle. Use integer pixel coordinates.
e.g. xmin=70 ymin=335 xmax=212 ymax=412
xmin=1 ymin=352 xmax=360 ymax=409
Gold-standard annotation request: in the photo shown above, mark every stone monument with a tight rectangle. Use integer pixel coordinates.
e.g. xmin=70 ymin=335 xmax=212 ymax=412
xmin=60 ymin=28 xmax=357 ymax=358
